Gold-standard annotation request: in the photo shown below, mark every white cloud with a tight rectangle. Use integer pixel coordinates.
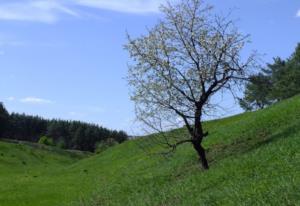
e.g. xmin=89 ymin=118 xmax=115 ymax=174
xmin=0 ymin=1 xmax=78 ymax=23
xmin=0 ymin=33 xmax=27 ymax=49
xmin=86 ymin=106 xmax=105 ymax=113
xmin=20 ymin=97 xmax=54 ymax=104
xmin=297 ymin=10 xmax=300 ymax=17
xmin=69 ymin=111 xmax=78 ymax=116
xmin=68 ymin=106 xmax=104 ymax=117
xmin=0 ymin=0 xmax=163 ymax=23
xmin=68 ymin=111 xmax=87 ymax=118
xmin=74 ymin=0 xmax=163 ymax=14
xmin=0 ymin=41 xmax=26 ymax=47
xmin=6 ymin=96 xmax=15 ymax=101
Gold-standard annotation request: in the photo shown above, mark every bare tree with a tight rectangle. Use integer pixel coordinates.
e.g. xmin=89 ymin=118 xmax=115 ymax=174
xmin=125 ymin=0 xmax=257 ymax=170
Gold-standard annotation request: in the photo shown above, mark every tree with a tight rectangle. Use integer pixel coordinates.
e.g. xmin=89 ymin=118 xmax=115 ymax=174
xmin=272 ymin=45 xmax=300 ymax=100
xmin=0 ymin=102 xmax=9 ymax=138
xmin=110 ymin=130 xmax=128 ymax=143
xmin=3 ymin=112 xmax=128 ymax=152
xmin=125 ymin=0 xmax=256 ymax=169
xmin=239 ymin=73 xmax=273 ymax=111
xmin=240 ymin=43 xmax=300 ymax=111
xmin=95 ymin=138 xmax=118 ymax=154
xmin=38 ymin=136 xmax=55 ymax=146
xmin=265 ymin=57 xmax=288 ymax=101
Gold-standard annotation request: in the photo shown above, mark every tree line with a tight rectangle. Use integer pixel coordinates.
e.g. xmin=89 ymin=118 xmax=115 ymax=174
xmin=0 ymin=104 xmax=128 ymax=152
xmin=239 ymin=43 xmax=300 ymax=111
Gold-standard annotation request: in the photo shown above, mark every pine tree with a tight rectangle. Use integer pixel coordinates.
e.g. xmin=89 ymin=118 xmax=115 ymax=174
xmin=0 ymin=103 xmax=9 ymax=138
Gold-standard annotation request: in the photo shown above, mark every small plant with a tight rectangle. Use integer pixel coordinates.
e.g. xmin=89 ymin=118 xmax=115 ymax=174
xmin=38 ymin=136 xmax=55 ymax=146
xmin=56 ymin=139 xmax=66 ymax=149
xmin=95 ymin=138 xmax=118 ymax=154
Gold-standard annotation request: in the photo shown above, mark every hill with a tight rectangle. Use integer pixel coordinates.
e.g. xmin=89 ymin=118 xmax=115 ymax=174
xmin=1 ymin=95 xmax=300 ymax=206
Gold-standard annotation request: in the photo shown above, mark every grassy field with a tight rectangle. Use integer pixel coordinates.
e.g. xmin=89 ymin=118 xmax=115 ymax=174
xmin=1 ymin=95 xmax=300 ymax=206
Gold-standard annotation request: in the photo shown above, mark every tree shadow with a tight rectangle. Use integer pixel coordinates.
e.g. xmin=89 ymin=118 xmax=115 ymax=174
xmin=207 ymin=122 xmax=300 ymax=165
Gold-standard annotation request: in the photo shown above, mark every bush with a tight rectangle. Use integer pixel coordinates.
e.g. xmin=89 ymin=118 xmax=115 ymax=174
xmin=56 ymin=139 xmax=66 ymax=149
xmin=38 ymin=136 xmax=55 ymax=146
xmin=95 ymin=138 xmax=118 ymax=154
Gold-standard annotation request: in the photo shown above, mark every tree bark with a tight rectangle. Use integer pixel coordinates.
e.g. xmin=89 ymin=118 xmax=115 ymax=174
xmin=193 ymin=140 xmax=209 ymax=170
xmin=192 ymin=109 xmax=209 ymax=170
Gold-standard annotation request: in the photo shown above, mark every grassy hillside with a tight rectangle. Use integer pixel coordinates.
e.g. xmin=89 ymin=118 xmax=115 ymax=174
xmin=1 ymin=96 xmax=300 ymax=206
xmin=0 ymin=141 xmax=90 ymax=206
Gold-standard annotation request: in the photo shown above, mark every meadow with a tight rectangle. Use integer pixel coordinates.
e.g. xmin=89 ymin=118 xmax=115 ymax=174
xmin=1 ymin=95 xmax=300 ymax=206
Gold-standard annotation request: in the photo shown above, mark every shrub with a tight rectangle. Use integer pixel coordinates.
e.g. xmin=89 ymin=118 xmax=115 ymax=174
xmin=38 ymin=136 xmax=55 ymax=146
xmin=95 ymin=138 xmax=118 ymax=154
xmin=56 ymin=139 xmax=66 ymax=149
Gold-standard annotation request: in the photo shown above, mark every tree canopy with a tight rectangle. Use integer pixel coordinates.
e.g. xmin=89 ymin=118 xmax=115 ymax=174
xmin=240 ymin=43 xmax=300 ymax=111
xmin=126 ymin=0 xmax=256 ymax=169
xmin=0 ymin=102 xmax=9 ymax=138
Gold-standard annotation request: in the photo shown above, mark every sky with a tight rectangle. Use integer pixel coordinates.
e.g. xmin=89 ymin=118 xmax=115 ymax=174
xmin=0 ymin=0 xmax=299 ymax=135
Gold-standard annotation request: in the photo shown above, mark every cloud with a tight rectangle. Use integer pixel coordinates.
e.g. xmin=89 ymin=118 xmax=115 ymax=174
xmin=0 ymin=0 xmax=163 ymax=23
xmin=74 ymin=0 xmax=163 ymax=14
xmin=68 ymin=106 xmax=104 ymax=117
xmin=0 ymin=40 xmax=26 ymax=47
xmin=6 ymin=96 xmax=15 ymax=101
xmin=20 ymin=97 xmax=54 ymax=104
xmin=0 ymin=1 xmax=78 ymax=23
xmin=69 ymin=111 xmax=78 ymax=116
xmin=68 ymin=111 xmax=88 ymax=118
xmin=86 ymin=106 xmax=105 ymax=113
xmin=0 ymin=33 xmax=27 ymax=50
xmin=297 ymin=10 xmax=300 ymax=17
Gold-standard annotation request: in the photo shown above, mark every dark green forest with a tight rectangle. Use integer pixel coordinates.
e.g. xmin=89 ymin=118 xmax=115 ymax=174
xmin=0 ymin=105 xmax=128 ymax=152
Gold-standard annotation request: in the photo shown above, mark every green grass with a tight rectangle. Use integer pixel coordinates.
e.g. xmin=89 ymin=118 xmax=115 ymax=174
xmin=1 ymin=95 xmax=300 ymax=206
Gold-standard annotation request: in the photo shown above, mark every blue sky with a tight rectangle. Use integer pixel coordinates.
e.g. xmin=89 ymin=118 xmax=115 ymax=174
xmin=0 ymin=0 xmax=299 ymax=134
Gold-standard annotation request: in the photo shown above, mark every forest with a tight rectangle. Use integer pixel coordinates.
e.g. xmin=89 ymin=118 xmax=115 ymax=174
xmin=0 ymin=107 xmax=128 ymax=152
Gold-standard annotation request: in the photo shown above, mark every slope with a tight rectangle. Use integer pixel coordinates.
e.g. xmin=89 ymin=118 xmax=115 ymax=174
xmin=1 ymin=95 xmax=300 ymax=206
xmin=0 ymin=141 xmax=89 ymax=206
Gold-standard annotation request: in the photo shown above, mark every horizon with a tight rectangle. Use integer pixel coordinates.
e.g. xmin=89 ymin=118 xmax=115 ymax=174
xmin=0 ymin=0 xmax=299 ymax=134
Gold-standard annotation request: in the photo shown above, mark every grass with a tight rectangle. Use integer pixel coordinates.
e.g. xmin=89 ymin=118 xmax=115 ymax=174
xmin=1 ymin=95 xmax=300 ymax=205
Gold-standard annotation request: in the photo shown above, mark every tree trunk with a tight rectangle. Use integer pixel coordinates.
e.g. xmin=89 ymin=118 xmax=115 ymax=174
xmin=193 ymin=141 xmax=209 ymax=170
xmin=193 ymin=109 xmax=209 ymax=169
